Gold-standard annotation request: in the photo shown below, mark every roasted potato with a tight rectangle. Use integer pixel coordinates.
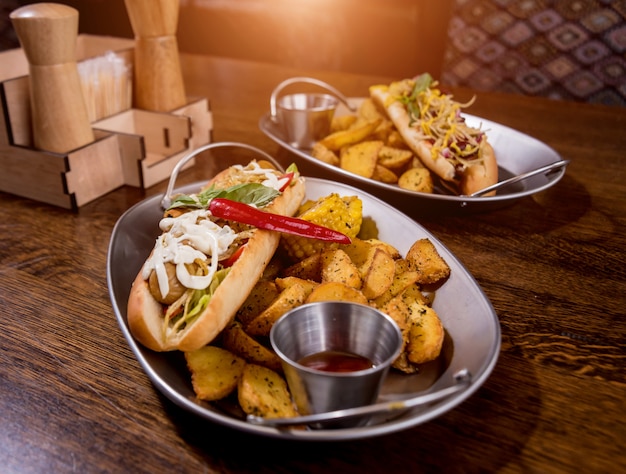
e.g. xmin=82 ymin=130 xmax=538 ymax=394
xmin=378 ymin=146 xmax=413 ymax=171
xmin=319 ymin=119 xmax=381 ymax=150
xmin=404 ymin=298 xmax=444 ymax=364
xmin=401 ymin=282 xmax=432 ymax=306
xmin=370 ymin=119 xmax=395 ymax=143
xmin=221 ymin=321 xmax=282 ymax=372
xmin=405 ymin=238 xmax=451 ymax=285
xmin=398 ymin=167 xmax=434 ymax=193
xmin=185 ymin=346 xmax=246 ymax=401
xmin=361 ymin=248 xmax=395 ymax=299
xmin=262 ymin=256 xmax=284 ymax=281
xmin=380 ymin=297 xmax=417 ymax=374
xmin=371 ymin=268 xmax=421 ymax=308
xmin=372 ymin=164 xmax=398 ymax=184
xmin=311 ymin=142 xmax=340 ymax=166
xmin=306 ymin=281 xmax=369 ymax=305
xmin=245 ymin=281 xmax=312 ymax=336
xmin=275 ymin=276 xmax=318 ymax=293
xmin=357 ymin=98 xmax=385 ymax=121
xmin=330 ymin=114 xmax=358 ymax=132
xmin=282 ymin=252 xmax=323 ymax=281
xmin=340 ymin=140 xmax=383 ymax=178
xmin=238 ymin=364 xmax=298 ymax=418
xmin=386 ymin=130 xmax=410 ymax=149
xmin=341 ymin=237 xmax=377 ymax=270
xmin=236 ymin=280 xmax=280 ymax=326
xmin=320 ymin=248 xmax=362 ymax=289
xmin=364 ymin=238 xmax=401 ymax=259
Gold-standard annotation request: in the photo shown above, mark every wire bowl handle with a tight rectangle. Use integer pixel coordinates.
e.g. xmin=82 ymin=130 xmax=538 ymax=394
xmin=269 ymin=76 xmax=356 ymax=122
xmin=160 ymin=141 xmax=284 ymax=210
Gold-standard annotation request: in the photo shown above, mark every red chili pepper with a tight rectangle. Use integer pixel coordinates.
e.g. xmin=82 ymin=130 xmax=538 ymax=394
xmin=209 ymin=198 xmax=351 ymax=244
xmin=278 ymin=172 xmax=295 ymax=192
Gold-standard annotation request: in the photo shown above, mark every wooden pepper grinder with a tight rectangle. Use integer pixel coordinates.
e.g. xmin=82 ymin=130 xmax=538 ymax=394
xmin=10 ymin=3 xmax=95 ymax=154
xmin=124 ymin=0 xmax=187 ymax=112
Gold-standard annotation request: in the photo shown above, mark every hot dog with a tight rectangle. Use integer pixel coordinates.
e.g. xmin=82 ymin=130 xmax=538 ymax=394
xmin=370 ymin=74 xmax=498 ymax=196
xmin=127 ymin=160 xmax=307 ymax=352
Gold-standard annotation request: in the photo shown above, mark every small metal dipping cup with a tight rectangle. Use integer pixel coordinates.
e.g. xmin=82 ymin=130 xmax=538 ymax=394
xmin=270 ymin=77 xmax=355 ymax=149
xmin=270 ymin=302 xmax=403 ymax=428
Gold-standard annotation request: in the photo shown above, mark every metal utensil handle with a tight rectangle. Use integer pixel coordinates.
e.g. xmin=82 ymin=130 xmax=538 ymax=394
xmin=160 ymin=142 xmax=284 ymax=209
xmin=246 ymin=369 xmax=472 ymax=427
xmin=269 ymin=76 xmax=356 ymax=122
xmin=467 ymin=159 xmax=570 ymax=198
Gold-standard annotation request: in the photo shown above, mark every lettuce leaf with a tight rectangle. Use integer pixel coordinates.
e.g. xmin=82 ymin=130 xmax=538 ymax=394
xmin=171 ymin=268 xmax=231 ymax=331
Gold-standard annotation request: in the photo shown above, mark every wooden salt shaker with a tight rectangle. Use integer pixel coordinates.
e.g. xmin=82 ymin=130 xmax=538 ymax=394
xmin=124 ymin=0 xmax=187 ymax=112
xmin=10 ymin=3 xmax=94 ymax=154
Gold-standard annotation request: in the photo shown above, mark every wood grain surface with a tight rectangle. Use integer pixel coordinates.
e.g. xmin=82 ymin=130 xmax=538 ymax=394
xmin=1 ymin=53 xmax=624 ymax=474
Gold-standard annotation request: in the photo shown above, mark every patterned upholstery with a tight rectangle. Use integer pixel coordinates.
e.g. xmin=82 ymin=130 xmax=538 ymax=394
xmin=441 ymin=0 xmax=626 ymax=106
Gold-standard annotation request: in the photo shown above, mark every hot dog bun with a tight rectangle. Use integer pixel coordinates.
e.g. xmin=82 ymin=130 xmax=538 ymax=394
xmin=127 ymin=163 xmax=306 ymax=352
xmin=370 ymin=78 xmax=498 ymax=196
xmin=459 ymin=142 xmax=497 ymax=196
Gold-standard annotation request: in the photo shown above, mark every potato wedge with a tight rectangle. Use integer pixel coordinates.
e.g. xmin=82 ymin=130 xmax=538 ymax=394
xmin=221 ymin=321 xmax=282 ymax=372
xmin=341 ymin=237 xmax=376 ymax=270
xmin=398 ymin=167 xmax=434 ymax=193
xmin=386 ymin=130 xmax=410 ymax=149
xmin=393 ymin=257 xmax=412 ymax=274
xmin=401 ymin=283 xmax=431 ymax=306
xmin=340 ymin=140 xmax=383 ymax=179
xmin=262 ymin=256 xmax=284 ymax=281
xmin=238 ymin=364 xmax=298 ymax=419
xmin=236 ymin=280 xmax=280 ymax=326
xmin=361 ymin=248 xmax=395 ymax=299
xmin=372 ymin=164 xmax=398 ymax=184
xmin=321 ymin=248 xmax=362 ymax=289
xmin=370 ymin=119 xmax=395 ymax=143
xmin=275 ymin=276 xmax=318 ymax=293
xmin=404 ymin=300 xmax=444 ymax=364
xmin=405 ymin=238 xmax=451 ymax=285
xmin=371 ymin=267 xmax=420 ymax=308
xmin=358 ymin=98 xmax=385 ymax=121
xmin=363 ymin=238 xmax=401 ymax=260
xmin=185 ymin=346 xmax=246 ymax=401
xmin=380 ymin=297 xmax=418 ymax=374
xmin=350 ymin=239 xmax=393 ymax=278
xmin=378 ymin=146 xmax=413 ymax=171
xmin=282 ymin=252 xmax=323 ymax=281
xmin=306 ymin=281 xmax=368 ymax=305
xmin=311 ymin=142 xmax=340 ymax=166
xmin=331 ymin=114 xmax=358 ymax=132
xmin=245 ymin=282 xmax=312 ymax=336
xmin=319 ymin=119 xmax=381 ymax=150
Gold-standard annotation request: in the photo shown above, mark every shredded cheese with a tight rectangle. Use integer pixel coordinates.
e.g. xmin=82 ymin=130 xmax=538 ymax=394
xmin=393 ymin=78 xmax=485 ymax=173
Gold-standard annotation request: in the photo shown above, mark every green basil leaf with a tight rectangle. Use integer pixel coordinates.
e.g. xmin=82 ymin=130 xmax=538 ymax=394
xmin=168 ymin=182 xmax=280 ymax=210
xmin=217 ymin=183 xmax=280 ymax=207
xmin=411 ymin=73 xmax=433 ymax=99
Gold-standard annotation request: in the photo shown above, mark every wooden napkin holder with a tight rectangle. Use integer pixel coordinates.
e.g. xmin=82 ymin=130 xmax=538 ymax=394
xmin=0 ymin=34 xmax=212 ymax=210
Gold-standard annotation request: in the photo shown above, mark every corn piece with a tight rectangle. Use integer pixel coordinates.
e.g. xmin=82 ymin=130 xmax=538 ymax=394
xmin=281 ymin=194 xmax=363 ymax=260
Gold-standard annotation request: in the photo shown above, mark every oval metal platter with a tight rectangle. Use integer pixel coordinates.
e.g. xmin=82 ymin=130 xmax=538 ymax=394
xmin=259 ymin=98 xmax=567 ymax=212
xmin=107 ymin=177 xmax=501 ymax=441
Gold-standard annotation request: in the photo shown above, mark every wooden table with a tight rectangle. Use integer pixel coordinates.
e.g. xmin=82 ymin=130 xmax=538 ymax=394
xmin=1 ymin=53 xmax=624 ymax=474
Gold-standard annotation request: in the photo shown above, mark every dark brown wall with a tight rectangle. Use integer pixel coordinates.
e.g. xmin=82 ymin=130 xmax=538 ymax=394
xmin=14 ymin=0 xmax=453 ymax=79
